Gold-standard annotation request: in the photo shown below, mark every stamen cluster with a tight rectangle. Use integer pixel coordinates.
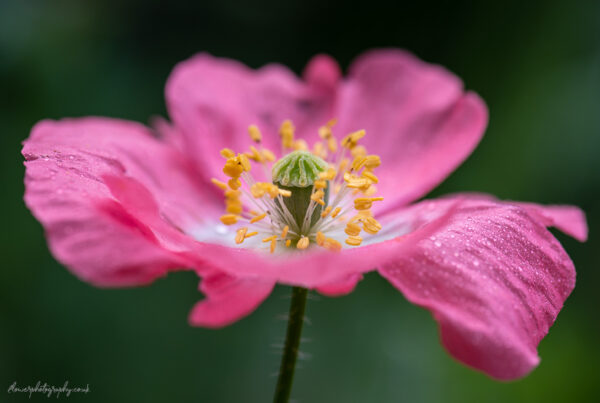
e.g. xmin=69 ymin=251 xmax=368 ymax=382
xmin=211 ymin=119 xmax=384 ymax=254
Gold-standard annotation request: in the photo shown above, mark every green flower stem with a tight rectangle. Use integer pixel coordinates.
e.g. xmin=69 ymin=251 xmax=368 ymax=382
xmin=273 ymin=286 xmax=309 ymax=403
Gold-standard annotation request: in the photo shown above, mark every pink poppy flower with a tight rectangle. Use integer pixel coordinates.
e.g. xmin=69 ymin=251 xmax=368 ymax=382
xmin=22 ymin=49 xmax=587 ymax=381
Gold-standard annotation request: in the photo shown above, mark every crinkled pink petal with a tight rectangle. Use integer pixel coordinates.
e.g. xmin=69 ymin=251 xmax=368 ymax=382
xmin=377 ymin=196 xmax=581 ymax=380
xmin=302 ymin=53 xmax=342 ymax=92
xmin=22 ymin=118 xmax=218 ymax=286
xmin=336 ymin=49 xmax=488 ymax=211
xmin=430 ymin=194 xmax=588 ymax=242
xmin=316 ymin=273 xmax=363 ymax=297
xmin=513 ymin=202 xmax=588 ymax=242
xmin=165 ymin=50 xmax=486 ymax=209
xmin=189 ymin=272 xmax=275 ymax=328
xmin=165 ymin=53 xmax=337 ymax=183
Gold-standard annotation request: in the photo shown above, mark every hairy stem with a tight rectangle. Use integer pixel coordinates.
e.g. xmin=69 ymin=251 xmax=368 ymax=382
xmin=273 ymin=286 xmax=308 ymax=403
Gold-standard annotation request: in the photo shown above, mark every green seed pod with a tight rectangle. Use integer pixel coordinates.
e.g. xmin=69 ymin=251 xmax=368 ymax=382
xmin=272 ymin=150 xmax=329 ymax=231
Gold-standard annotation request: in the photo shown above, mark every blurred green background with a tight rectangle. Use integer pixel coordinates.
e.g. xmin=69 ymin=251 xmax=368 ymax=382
xmin=1 ymin=0 xmax=598 ymax=402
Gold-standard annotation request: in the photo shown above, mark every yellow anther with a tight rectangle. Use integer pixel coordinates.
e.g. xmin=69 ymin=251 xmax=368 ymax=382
xmin=249 ymin=210 xmax=260 ymax=216
xmin=270 ymin=237 xmax=277 ymax=253
xmin=281 ymin=225 xmax=289 ymax=238
xmin=266 ymin=184 xmax=280 ymax=198
xmin=225 ymin=189 xmax=241 ymax=198
xmin=228 ymin=177 xmax=241 ymax=190
xmin=331 ymin=207 xmax=342 ymax=218
xmin=226 ymin=202 xmax=243 ymax=215
xmin=220 ymin=214 xmax=238 ymax=225
xmin=354 ymin=197 xmax=383 ymax=210
xmin=310 ymin=189 xmax=325 ymax=205
xmin=238 ymin=153 xmax=251 ymax=172
xmin=351 ymin=156 xmax=367 ymax=171
xmin=344 ymin=172 xmax=370 ymax=188
xmin=245 ymin=231 xmax=258 ymax=238
xmin=313 ymin=141 xmax=327 ymax=159
xmin=345 ymin=222 xmax=362 ymax=236
xmin=312 ymin=189 xmax=325 ymax=199
xmin=297 ymin=236 xmax=310 ymax=250
xmin=351 ymin=145 xmax=367 ymax=158
xmin=323 ymin=238 xmax=342 ymax=252
xmin=341 ymin=129 xmax=366 ymax=149
xmin=362 ymin=171 xmax=378 ymax=184
xmin=250 ymin=183 xmax=278 ymax=198
xmin=285 ymin=239 xmax=291 ymax=247
xmin=327 ymin=118 xmax=337 ymax=127
xmin=262 ymin=148 xmax=276 ymax=162
xmin=280 ymin=119 xmax=295 ymax=132
xmin=363 ymin=217 xmax=382 ymax=235
xmin=225 ymin=197 xmax=242 ymax=206
xmin=364 ymin=155 xmax=381 ymax=169
xmin=251 ymin=183 xmax=265 ymax=198
xmin=328 ymin=140 xmax=337 ymax=153
xmin=363 ymin=184 xmax=377 ymax=196
xmin=262 ymin=235 xmax=277 ymax=243
xmin=321 ymin=206 xmax=332 ymax=218
xmin=338 ymin=158 xmax=350 ymax=173
xmin=248 ymin=125 xmax=262 ymax=143
xmin=318 ymin=125 xmax=332 ymax=139
xmin=362 ymin=226 xmax=378 ymax=235
xmin=334 ymin=183 xmax=342 ymax=194
xmin=278 ymin=189 xmax=292 ymax=197
xmin=280 ymin=120 xmax=295 ymax=148
xmin=211 ymin=178 xmax=228 ymax=190
xmin=220 ymin=148 xmax=235 ymax=159
xmin=293 ymin=139 xmax=308 ymax=151
xmin=314 ymin=180 xmax=327 ymax=189
xmin=235 ymin=227 xmax=248 ymax=244
xmin=223 ymin=158 xmax=244 ymax=177
xmin=327 ymin=137 xmax=338 ymax=153
xmin=246 ymin=146 xmax=264 ymax=162
xmin=319 ymin=167 xmax=337 ymax=181
xmin=357 ymin=209 xmax=374 ymax=218
xmin=354 ymin=199 xmax=371 ymax=210
xmin=250 ymin=212 xmax=267 ymax=223
xmin=345 ymin=235 xmax=363 ymax=246
xmin=316 ymin=231 xmax=325 ymax=246
xmin=346 ymin=180 xmax=370 ymax=189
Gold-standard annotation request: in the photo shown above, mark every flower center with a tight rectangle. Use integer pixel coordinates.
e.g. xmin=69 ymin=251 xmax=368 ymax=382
xmin=272 ymin=150 xmax=329 ymax=231
xmin=212 ymin=119 xmax=384 ymax=253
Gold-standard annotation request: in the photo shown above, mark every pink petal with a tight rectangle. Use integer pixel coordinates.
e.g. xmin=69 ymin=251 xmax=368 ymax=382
xmin=316 ymin=273 xmax=363 ymax=297
xmin=377 ymin=197 xmax=580 ymax=380
xmin=165 ymin=53 xmax=336 ymax=183
xmin=336 ymin=49 xmax=488 ymax=210
xmin=189 ymin=272 xmax=275 ymax=328
xmin=513 ymin=202 xmax=588 ymax=242
xmin=303 ymin=53 xmax=342 ymax=91
xmin=22 ymin=118 xmax=217 ymax=286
